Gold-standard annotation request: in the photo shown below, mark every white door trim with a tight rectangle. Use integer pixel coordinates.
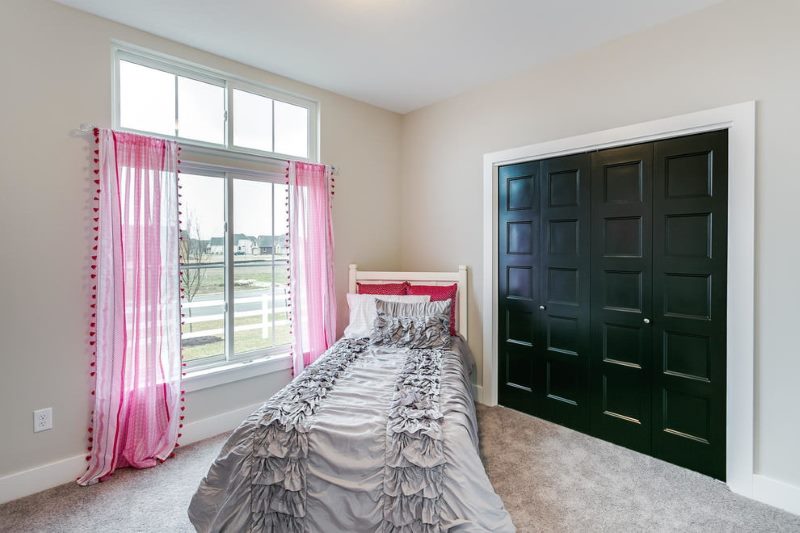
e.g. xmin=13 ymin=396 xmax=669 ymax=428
xmin=481 ymin=101 xmax=756 ymax=498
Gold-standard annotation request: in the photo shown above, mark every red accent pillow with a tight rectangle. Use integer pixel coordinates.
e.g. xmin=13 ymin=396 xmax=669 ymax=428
xmin=356 ymin=282 xmax=408 ymax=295
xmin=407 ymin=284 xmax=458 ymax=336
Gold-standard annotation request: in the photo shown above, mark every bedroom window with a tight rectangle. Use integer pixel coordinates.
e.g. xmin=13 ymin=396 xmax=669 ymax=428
xmin=180 ymin=168 xmax=290 ymax=369
xmin=114 ymin=47 xmax=317 ymax=160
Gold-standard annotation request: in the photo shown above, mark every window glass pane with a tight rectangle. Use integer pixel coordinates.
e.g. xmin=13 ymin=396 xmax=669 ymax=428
xmin=272 ymin=183 xmax=291 ymax=347
xmin=178 ymin=76 xmax=225 ymax=144
xmin=273 ymin=182 xmax=288 ymax=242
xmin=180 ymin=174 xmax=226 ymax=363
xmin=233 ymin=179 xmax=288 ymax=355
xmin=119 ymin=60 xmax=175 ymax=136
xmin=274 ymin=101 xmax=308 ymax=158
xmin=233 ymin=89 xmax=273 ymax=152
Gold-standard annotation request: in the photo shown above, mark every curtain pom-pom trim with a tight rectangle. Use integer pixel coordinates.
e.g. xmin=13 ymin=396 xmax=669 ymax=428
xmin=84 ymin=130 xmax=101 ymax=461
xmin=175 ymin=150 xmax=186 ymax=459
xmin=284 ymin=165 xmax=295 ymax=374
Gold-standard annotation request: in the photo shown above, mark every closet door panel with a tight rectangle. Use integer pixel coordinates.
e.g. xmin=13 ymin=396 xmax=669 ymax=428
xmin=497 ymin=131 xmax=728 ymax=480
xmin=652 ymin=130 xmax=727 ymax=480
xmin=539 ymin=154 xmax=591 ymax=431
xmin=590 ymin=144 xmax=653 ymax=454
xmin=498 ymin=161 xmax=544 ymax=414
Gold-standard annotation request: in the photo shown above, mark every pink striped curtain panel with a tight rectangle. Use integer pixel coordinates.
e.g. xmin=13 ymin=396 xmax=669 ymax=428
xmin=78 ymin=130 xmax=182 ymax=485
xmin=288 ymin=161 xmax=337 ymax=375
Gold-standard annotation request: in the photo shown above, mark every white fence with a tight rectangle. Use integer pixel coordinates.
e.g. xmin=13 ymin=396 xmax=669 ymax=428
xmin=181 ymin=292 xmax=289 ymax=340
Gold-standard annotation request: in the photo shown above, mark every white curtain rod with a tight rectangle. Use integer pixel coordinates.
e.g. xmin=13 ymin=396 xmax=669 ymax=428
xmin=77 ymin=123 xmax=337 ymax=173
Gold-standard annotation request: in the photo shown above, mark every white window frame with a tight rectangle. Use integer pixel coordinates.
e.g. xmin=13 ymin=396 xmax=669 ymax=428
xmin=111 ymin=42 xmax=319 ymax=162
xmin=179 ymin=161 xmax=292 ymax=375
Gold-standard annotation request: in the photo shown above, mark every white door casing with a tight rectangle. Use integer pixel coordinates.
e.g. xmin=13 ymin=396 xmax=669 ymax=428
xmin=481 ymin=101 xmax=756 ymax=497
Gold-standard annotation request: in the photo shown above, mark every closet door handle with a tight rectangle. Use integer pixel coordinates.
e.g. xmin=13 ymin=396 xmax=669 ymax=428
xmin=539 ymin=305 xmax=546 ymax=311
xmin=643 ymin=318 xmax=651 ymax=324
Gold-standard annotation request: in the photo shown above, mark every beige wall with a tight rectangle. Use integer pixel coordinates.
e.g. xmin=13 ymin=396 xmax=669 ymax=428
xmin=0 ymin=0 xmax=401 ymax=478
xmin=399 ymin=0 xmax=800 ymax=487
xmin=2 ymin=0 xmax=798 ymax=499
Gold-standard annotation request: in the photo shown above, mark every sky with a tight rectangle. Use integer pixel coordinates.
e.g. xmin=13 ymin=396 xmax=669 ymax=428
xmin=180 ymin=174 xmax=288 ymax=240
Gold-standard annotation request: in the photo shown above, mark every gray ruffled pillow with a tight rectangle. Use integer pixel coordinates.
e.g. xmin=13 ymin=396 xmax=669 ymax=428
xmin=370 ymin=300 xmax=452 ymax=350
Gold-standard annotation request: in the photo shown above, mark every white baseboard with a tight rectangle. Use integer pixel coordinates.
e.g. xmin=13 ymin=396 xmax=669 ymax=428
xmin=0 ymin=453 xmax=86 ymax=505
xmin=753 ymin=474 xmax=800 ymax=516
xmin=180 ymin=402 xmax=262 ymax=444
xmin=473 ymin=384 xmax=484 ymax=403
xmin=0 ymin=402 xmax=263 ymax=505
xmin=4 ymin=402 xmax=799 ymax=520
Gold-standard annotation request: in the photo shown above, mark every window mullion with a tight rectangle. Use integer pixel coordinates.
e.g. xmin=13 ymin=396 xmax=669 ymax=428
xmin=174 ymin=75 xmax=179 ymax=138
xmin=308 ymin=101 xmax=315 ymax=161
xmin=225 ymin=173 xmax=235 ymax=362
xmin=225 ymin=81 xmax=233 ymax=150
xmin=271 ymin=99 xmax=276 ymax=153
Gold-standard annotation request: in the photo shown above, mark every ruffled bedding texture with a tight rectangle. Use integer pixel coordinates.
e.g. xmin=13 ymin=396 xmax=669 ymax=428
xmin=188 ymin=337 xmax=514 ymax=532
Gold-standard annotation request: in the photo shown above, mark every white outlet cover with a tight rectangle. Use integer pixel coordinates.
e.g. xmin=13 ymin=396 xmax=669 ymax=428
xmin=33 ymin=407 xmax=53 ymax=432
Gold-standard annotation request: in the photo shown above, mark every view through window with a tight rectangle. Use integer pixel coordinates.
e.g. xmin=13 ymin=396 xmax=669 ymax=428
xmin=116 ymin=48 xmax=315 ymax=160
xmin=115 ymin=47 xmax=313 ymax=370
xmin=180 ymin=172 xmax=290 ymax=366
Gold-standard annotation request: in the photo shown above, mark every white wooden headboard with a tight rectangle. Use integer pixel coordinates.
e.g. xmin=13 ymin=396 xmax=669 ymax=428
xmin=348 ymin=264 xmax=468 ymax=340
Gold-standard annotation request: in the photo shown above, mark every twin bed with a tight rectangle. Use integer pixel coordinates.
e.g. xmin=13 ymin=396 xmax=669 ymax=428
xmin=188 ymin=266 xmax=514 ymax=532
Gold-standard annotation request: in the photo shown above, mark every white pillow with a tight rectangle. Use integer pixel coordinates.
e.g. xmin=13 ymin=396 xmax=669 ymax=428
xmin=343 ymin=293 xmax=430 ymax=339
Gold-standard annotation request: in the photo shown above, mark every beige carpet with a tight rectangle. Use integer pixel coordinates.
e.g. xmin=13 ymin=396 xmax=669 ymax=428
xmin=476 ymin=405 xmax=800 ymax=532
xmin=1 ymin=404 xmax=799 ymax=532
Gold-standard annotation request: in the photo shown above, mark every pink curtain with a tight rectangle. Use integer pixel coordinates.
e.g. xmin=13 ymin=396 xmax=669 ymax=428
xmin=288 ymin=161 xmax=336 ymax=375
xmin=78 ymin=130 xmax=181 ymax=485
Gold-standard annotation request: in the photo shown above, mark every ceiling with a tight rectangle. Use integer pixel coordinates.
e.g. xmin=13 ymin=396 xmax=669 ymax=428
xmin=55 ymin=0 xmax=722 ymax=113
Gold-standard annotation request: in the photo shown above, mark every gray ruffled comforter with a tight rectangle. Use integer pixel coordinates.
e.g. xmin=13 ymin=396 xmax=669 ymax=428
xmin=188 ymin=337 xmax=514 ymax=532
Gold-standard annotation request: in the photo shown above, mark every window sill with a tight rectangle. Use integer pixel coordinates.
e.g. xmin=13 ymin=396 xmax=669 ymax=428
xmin=184 ymin=353 xmax=292 ymax=393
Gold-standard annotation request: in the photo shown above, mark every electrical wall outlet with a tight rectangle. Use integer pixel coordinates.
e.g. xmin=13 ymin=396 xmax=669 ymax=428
xmin=33 ymin=408 xmax=53 ymax=433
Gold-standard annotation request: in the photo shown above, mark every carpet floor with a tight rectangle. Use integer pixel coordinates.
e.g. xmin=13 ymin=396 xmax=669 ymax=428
xmin=1 ymin=404 xmax=798 ymax=532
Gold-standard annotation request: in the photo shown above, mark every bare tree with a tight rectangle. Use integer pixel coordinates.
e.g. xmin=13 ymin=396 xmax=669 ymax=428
xmin=180 ymin=216 xmax=208 ymax=332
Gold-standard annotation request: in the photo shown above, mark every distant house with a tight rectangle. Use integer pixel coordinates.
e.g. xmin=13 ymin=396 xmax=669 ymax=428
xmin=236 ymin=239 xmax=254 ymax=254
xmin=254 ymin=235 xmax=286 ymax=255
xmin=180 ymin=230 xmax=208 ymax=259
xmin=206 ymin=234 xmax=262 ymax=254
xmin=206 ymin=237 xmax=225 ymax=255
xmin=232 ymin=234 xmax=254 ymax=254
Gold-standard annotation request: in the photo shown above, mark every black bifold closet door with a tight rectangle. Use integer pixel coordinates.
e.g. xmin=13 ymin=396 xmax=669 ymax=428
xmin=498 ymin=130 xmax=727 ymax=480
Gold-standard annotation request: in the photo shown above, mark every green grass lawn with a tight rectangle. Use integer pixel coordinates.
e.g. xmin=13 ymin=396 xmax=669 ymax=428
xmin=184 ymin=265 xmax=289 ymax=296
xmin=180 ymin=253 xmax=291 ymax=364
xmin=181 ymin=312 xmax=291 ymax=362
